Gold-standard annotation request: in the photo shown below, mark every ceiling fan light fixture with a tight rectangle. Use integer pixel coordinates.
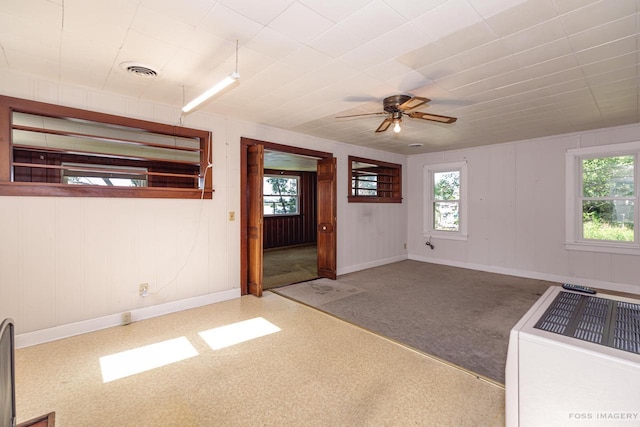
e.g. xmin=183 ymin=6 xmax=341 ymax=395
xmin=393 ymin=119 xmax=401 ymax=133
xmin=182 ymin=71 xmax=240 ymax=113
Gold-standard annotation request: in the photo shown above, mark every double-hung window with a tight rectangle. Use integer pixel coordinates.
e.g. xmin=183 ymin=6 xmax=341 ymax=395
xmin=263 ymin=174 xmax=300 ymax=216
xmin=566 ymin=143 xmax=639 ymax=254
xmin=424 ymin=162 xmax=467 ymax=240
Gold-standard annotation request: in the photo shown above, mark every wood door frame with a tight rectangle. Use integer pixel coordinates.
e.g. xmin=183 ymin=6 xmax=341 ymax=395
xmin=240 ymin=137 xmax=335 ymax=295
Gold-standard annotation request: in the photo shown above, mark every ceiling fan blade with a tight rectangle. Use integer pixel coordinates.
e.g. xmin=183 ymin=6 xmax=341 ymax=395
xmin=408 ymin=111 xmax=457 ymax=124
xmin=375 ymin=118 xmax=393 ymax=133
xmin=398 ymin=96 xmax=430 ymax=111
xmin=335 ymin=112 xmax=386 ymax=118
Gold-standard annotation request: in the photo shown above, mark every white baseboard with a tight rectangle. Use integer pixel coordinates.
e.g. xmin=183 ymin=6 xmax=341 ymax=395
xmin=16 ymin=288 xmax=241 ymax=349
xmin=408 ymin=255 xmax=640 ymax=295
xmin=338 ymin=254 xmax=408 ymax=276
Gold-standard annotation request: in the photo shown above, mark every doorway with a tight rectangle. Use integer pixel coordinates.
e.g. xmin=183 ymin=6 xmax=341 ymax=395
xmin=240 ymin=138 xmax=336 ymax=296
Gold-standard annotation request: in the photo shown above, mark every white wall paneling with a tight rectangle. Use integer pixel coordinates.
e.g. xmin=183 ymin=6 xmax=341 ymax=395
xmin=407 ymin=126 xmax=640 ymax=293
xmin=0 ymin=69 xmax=408 ymax=342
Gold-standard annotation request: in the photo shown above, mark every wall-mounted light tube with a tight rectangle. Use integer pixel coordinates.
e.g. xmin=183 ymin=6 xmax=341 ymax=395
xmin=182 ymin=71 xmax=240 ymax=113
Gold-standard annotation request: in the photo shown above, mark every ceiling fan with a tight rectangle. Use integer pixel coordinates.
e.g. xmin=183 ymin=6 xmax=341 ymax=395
xmin=336 ymin=95 xmax=457 ymax=133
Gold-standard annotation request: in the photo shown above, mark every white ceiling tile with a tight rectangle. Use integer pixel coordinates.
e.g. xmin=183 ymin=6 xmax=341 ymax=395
xmin=213 ymin=46 xmax=278 ymax=81
xmin=131 ymin=6 xmax=195 ymax=46
xmin=159 ymin=49 xmax=212 ymax=84
xmin=245 ymin=27 xmax=301 ymax=60
xmin=411 ymin=0 xmax=483 ymax=41
xmin=482 ymin=68 xmax=538 ymax=91
xmin=494 ymin=67 xmax=584 ymax=96
xmin=382 ymin=0 xmax=447 ymax=20
xmin=551 ymin=0 xmax=599 ymax=14
xmin=60 ymin=32 xmax=119 ymax=71
xmin=366 ymin=60 xmax=417 ymax=82
xmin=116 ymin=30 xmax=180 ymax=70
xmin=586 ymin=65 xmax=637 ymax=86
xmin=396 ymin=42 xmax=449 ymax=71
xmin=298 ymin=0 xmax=372 ymax=23
xmin=436 ymin=56 xmax=521 ymax=90
xmin=580 ymin=52 xmax=638 ymax=77
xmin=0 ymin=0 xmax=62 ymax=26
xmin=385 ymin=70 xmax=432 ymax=93
xmin=307 ymin=24 xmax=366 ymax=58
xmin=417 ymin=56 xmax=467 ymax=81
xmin=568 ymin=15 xmax=636 ymax=51
xmin=139 ymin=0 xmax=215 ymax=26
xmin=339 ymin=42 xmax=393 ymax=71
xmin=575 ymin=35 xmax=637 ymax=65
xmin=485 ymin=0 xmax=558 ymax=37
xmin=524 ymin=54 xmax=580 ymax=78
xmin=182 ymin=30 xmax=236 ymax=59
xmin=501 ymin=18 xmax=567 ymax=53
xmin=2 ymin=0 xmax=638 ymax=155
xmin=512 ymin=38 xmax=574 ymax=67
xmin=268 ymin=2 xmax=334 ymax=44
xmin=277 ymin=46 xmax=333 ymax=77
xmin=560 ymin=0 xmax=636 ymax=35
xmin=0 ymin=14 xmax=62 ymax=63
xmin=216 ymin=0 xmax=294 ymax=25
xmin=338 ymin=0 xmax=407 ymax=42
xmin=63 ymin=0 xmax=139 ymax=28
xmin=5 ymin=49 xmax=59 ymax=80
xmin=454 ymin=40 xmax=511 ymax=68
xmin=435 ymin=21 xmax=498 ymax=56
xmin=466 ymin=0 xmax=528 ymax=19
xmin=371 ymin=23 xmax=436 ymax=58
xmin=201 ymin=3 xmax=264 ymax=43
xmin=59 ymin=60 xmax=110 ymax=89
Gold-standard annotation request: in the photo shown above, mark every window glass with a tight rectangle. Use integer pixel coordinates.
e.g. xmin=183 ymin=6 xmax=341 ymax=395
xmin=424 ymin=162 xmax=467 ymax=240
xmin=263 ymin=175 xmax=299 ymax=215
xmin=581 ymin=155 xmax=634 ymax=242
xmin=433 ymin=171 xmax=460 ymax=232
xmin=565 ymin=143 xmax=640 ymax=254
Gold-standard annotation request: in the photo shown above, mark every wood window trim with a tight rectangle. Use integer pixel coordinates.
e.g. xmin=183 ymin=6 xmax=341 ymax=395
xmin=348 ymin=155 xmax=402 ymax=203
xmin=0 ymin=95 xmax=213 ymax=199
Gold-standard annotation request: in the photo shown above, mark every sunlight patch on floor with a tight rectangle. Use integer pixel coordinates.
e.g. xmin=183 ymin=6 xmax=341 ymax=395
xmin=99 ymin=336 xmax=198 ymax=383
xmin=199 ymin=317 xmax=281 ymax=350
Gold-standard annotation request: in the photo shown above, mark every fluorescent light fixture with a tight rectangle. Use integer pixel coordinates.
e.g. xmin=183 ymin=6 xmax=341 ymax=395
xmin=182 ymin=71 xmax=240 ymax=113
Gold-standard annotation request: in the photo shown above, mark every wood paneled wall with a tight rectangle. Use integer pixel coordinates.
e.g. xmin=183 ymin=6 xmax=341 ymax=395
xmin=263 ymin=169 xmax=317 ymax=249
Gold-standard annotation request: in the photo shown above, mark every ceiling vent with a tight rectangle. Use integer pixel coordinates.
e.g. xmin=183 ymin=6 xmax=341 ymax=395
xmin=120 ymin=62 xmax=159 ymax=79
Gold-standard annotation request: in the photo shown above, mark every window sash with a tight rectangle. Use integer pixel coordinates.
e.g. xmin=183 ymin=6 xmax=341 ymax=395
xmin=424 ymin=162 xmax=467 ymax=240
xmin=263 ymin=175 xmax=300 ymax=216
xmin=565 ymin=143 xmax=640 ymax=254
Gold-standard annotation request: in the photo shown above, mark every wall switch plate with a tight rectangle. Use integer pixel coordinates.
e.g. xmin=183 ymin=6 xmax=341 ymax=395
xmin=139 ymin=283 xmax=149 ymax=297
xmin=229 ymin=211 xmax=235 ymax=221
xmin=122 ymin=312 xmax=131 ymax=325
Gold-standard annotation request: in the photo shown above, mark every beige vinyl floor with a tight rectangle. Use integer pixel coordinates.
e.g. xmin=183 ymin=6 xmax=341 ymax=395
xmin=15 ymin=292 xmax=505 ymax=426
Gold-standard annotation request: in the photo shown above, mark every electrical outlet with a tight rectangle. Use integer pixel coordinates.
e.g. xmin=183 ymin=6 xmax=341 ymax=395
xmin=139 ymin=283 xmax=149 ymax=297
xmin=122 ymin=312 xmax=131 ymax=325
